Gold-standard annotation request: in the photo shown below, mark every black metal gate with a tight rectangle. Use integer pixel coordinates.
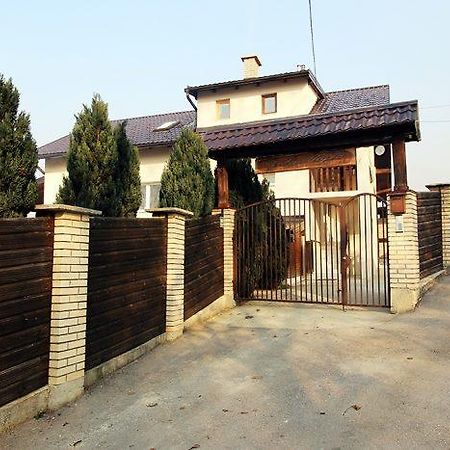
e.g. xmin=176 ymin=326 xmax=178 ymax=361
xmin=234 ymin=194 xmax=390 ymax=307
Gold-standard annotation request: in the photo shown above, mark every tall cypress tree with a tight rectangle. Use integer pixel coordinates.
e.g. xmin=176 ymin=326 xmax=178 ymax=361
xmin=159 ymin=128 xmax=214 ymax=217
xmin=114 ymin=121 xmax=141 ymax=217
xmin=57 ymin=95 xmax=119 ymax=215
xmin=225 ymin=158 xmax=268 ymax=208
xmin=0 ymin=75 xmax=38 ymax=218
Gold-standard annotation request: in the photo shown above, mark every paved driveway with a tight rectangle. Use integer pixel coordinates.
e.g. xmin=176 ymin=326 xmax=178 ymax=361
xmin=2 ymin=276 xmax=450 ymax=449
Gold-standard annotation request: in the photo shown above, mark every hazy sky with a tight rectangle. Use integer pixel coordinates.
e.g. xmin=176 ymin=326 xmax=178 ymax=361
xmin=2 ymin=0 xmax=449 ymax=189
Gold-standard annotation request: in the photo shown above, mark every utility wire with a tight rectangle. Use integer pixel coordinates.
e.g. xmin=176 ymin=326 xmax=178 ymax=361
xmin=308 ymin=0 xmax=317 ymax=75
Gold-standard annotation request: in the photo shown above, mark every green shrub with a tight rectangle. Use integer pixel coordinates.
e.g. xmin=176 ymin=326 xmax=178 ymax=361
xmin=159 ymin=129 xmax=214 ymax=217
xmin=57 ymin=95 xmax=141 ymax=216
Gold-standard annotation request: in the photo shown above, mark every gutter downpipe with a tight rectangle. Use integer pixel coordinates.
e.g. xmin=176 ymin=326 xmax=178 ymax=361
xmin=185 ymin=89 xmax=198 ymax=112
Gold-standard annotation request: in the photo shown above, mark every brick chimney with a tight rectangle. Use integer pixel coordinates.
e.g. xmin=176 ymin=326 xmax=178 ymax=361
xmin=241 ymin=55 xmax=261 ymax=79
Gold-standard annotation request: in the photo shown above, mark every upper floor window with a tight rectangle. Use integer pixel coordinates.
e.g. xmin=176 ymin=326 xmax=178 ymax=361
xmin=216 ymin=99 xmax=230 ymax=119
xmin=262 ymin=93 xmax=277 ymax=114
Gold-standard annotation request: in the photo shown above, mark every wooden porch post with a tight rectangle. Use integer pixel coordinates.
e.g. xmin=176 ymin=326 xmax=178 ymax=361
xmin=392 ymin=139 xmax=408 ymax=192
xmin=216 ymin=159 xmax=231 ymax=209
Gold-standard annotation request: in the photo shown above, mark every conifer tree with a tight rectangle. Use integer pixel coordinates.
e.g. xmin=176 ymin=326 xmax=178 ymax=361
xmin=114 ymin=121 xmax=141 ymax=216
xmin=159 ymin=128 xmax=214 ymax=217
xmin=0 ymin=75 xmax=38 ymax=217
xmin=57 ymin=95 xmax=119 ymax=215
xmin=225 ymin=158 xmax=267 ymax=208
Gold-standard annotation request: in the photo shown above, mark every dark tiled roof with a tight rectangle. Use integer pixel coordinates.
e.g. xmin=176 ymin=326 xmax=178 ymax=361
xmin=311 ymin=85 xmax=390 ymax=114
xmin=186 ymin=69 xmax=325 ymax=99
xmin=38 ymin=110 xmax=196 ymax=158
xmin=199 ymin=101 xmax=419 ymax=153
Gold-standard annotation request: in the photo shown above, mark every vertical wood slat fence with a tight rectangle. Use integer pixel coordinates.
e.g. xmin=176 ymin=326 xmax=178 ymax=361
xmin=184 ymin=215 xmax=224 ymax=320
xmin=85 ymin=218 xmax=167 ymax=370
xmin=0 ymin=218 xmax=53 ymax=407
xmin=417 ymin=191 xmax=443 ymax=278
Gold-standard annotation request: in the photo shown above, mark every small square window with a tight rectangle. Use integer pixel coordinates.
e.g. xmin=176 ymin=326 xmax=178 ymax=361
xmin=217 ymin=99 xmax=230 ymax=119
xmin=262 ymin=93 xmax=277 ymax=114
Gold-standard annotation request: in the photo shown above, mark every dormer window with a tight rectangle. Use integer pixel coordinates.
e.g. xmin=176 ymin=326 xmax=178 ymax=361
xmin=217 ymin=99 xmax=230 ymax=119
xmin=262 ymin=93 xmax=277 ymax=114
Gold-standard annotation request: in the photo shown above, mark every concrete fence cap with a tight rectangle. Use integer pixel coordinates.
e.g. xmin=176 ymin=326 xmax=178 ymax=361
xmin=426 ymin=183 xmax=450 ymax=191
xmin=146 ymin=207 xmax=194 ymax=218
xmin=35 ymin=204 xmax=102 ymax=216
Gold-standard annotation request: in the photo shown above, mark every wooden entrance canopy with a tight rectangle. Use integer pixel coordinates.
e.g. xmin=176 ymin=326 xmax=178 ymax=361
xmin=198 ymin=101 xmax=420 ymax=209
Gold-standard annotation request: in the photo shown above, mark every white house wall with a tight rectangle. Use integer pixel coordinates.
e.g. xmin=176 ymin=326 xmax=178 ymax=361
xmin=196 ymin=78 xmax=319 ymax=128
xmin=139 ymin=146 xmax=170 ymax=184
xmin=44 ymin=157 xmax=66 ymax=204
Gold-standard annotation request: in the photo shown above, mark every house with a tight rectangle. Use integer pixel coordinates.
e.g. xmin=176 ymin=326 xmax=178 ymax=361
xmin=37 ymin=56 xmax=427 ymax=310
xmin=39 ymin=55 xmax=419 ymax=211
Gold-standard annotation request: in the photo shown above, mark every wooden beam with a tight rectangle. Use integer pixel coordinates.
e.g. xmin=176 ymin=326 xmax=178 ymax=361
xmin=215 ymin=160 xmax=231 ymax=209
xmin=392 ymin=139 xmax=408 ymax=192
xmin=255 ymin=148 xmax=356 ymax=174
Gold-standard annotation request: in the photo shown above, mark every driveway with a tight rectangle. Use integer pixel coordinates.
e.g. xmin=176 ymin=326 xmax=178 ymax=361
xmin=2 ymin=276 xmax=450 ymax=449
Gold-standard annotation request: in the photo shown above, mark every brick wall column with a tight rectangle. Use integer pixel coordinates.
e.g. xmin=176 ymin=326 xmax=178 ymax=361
xmin=387 ymin=191 xmax=421 ymax=313
xmin=149 ymin=207 xmax=193 ymax=341
xmin=222 ymin=209 xmax=236 ymax=305
xmin=426 ymin=184 xmax=450 ymax=267
xmin=35 ymin=204 xmax=101 ymax=410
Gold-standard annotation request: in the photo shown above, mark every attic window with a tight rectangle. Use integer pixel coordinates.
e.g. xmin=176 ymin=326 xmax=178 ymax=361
xmin=154 ymin=120 xmax=179 ymax=131
xmin=262 ymin=93 xmax=277 ymax=114
xmin=216 ymin=99 xmax=230 ymax=119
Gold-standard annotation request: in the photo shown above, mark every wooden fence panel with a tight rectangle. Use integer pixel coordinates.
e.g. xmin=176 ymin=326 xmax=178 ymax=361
xmin=86 ymin=218 xmax=167 ymax=370
xmin=0 ymin=218 xmax=53 ymax=407
xmin=417 ymin=192 xmax=443 ymax=278
xmin=184 ymin=215 xmax=224 ymax=320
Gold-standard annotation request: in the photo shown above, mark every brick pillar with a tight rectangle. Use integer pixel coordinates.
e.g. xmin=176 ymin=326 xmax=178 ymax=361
xmin=426 ymin=184 xmax=450 ymax=268
xmin=387 ymin=192 xmax=421 ymax=313
xmin=222 ymin=209 xmax=236 ymax=305
xmin=35 ymin=204 xmax=101 ymax=410
xmin=149 ymin=207 xmax=193 ymax=341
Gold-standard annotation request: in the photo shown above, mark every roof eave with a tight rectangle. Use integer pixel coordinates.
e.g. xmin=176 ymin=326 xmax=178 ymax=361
xmin=39 ymin=140 xmax=176 ymax=159
xmin=207 ymin=121 xmax=419 ymax=160
xmin=198 ymin=100 xmax=419 ymax=134
xmin=185 ymin=69 xmax=325 ymax=99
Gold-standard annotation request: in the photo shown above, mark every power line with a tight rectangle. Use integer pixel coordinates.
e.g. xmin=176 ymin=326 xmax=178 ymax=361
xmin=308 ymin=0 xmax=317 ymax=75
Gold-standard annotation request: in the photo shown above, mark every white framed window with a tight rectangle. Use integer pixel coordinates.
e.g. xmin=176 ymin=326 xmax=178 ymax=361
xmin=140 ymin=183 xmax=161 ymax=210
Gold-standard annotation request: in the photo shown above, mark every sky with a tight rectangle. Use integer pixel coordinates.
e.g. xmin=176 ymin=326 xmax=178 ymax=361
xmin=2 ymin=0 xmax=450 ymax=189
